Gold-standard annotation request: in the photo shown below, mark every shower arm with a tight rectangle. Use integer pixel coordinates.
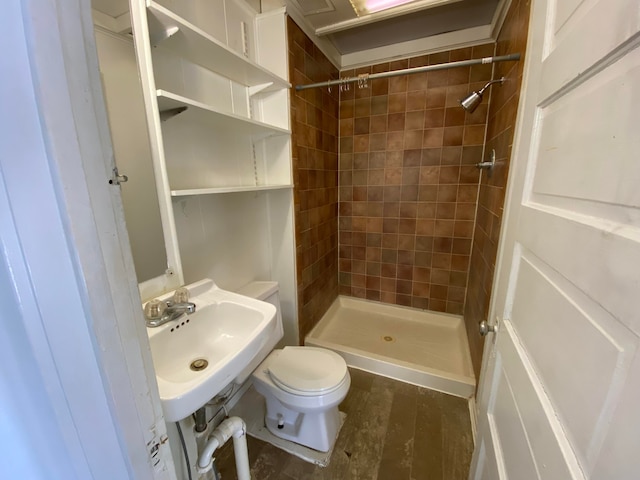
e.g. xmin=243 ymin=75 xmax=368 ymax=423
xmin=477 ymin=77 xmax=506 ymax=95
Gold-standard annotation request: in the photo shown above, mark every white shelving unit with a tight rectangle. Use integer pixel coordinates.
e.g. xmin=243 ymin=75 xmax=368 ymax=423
xmin=130 ymin=0 xmax=298 ymax=345
xmin=147 ymin=2 xmax=290 ymax=92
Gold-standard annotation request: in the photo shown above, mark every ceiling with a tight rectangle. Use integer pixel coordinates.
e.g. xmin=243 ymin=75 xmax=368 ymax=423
xmin=289 ymin=0 xmax=499 ymax=54
xmin=91 ymin=0 xmax=501 ymax=63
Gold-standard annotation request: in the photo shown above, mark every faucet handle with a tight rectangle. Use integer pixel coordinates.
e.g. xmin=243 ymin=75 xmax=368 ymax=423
xmin=173 ymin=287 xmax=190 ymax=304
xmin=144 ymin=298 xmax=167 ymax=320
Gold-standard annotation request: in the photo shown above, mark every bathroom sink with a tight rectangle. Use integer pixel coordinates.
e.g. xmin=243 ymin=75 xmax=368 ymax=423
xmin=146 ymin=279 xmax=277 ymax=422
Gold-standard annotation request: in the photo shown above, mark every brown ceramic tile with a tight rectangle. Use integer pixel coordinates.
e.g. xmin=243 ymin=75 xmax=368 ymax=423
xmin=429 ymin=269 xmax=447 ymax=286
xmin=407 ymin=72 xmax=428 ymax=91
xmin=437 ymin=185 xmax=457 ymax=203
xmin=388 ymin=113 xmax=406 ymax=131
xmin=443 ymin=126 xmax=464 ymax=146
xmin=456 ymin=203 xmax=477 ymax=221
xmin=424 ymin=108 xmax=445 ymax=128
xmin=354 ymin=117 xmax=370 ymax=135
xmin=387 ymin=131 xmax=405 ymax=150
xmin=355 ymin=98 xmax=371 ymax=117
xmin=388 ymin=93 xmax=408 ymax=113
xmin=398 ymin=235 xmax=416 ymax=251
xmin=372 ymin=78 xmax=389 ymax=96
xmin=370 ymin=133 xmax=387 ymax=151
xmin=425 ymin=87 xmax=447 ymax=108
xmin=463 ymin=125 xmax=486 ymax=145
xmin=371 ymin=95 xmax=389 ymax=115
xmin=439 ymin=166 xmax=460 ymax=184
xmin=445 ymin=107 xmax=466 ymax=127
xmin=428 ymin=70 xmax=448 ymax=88
xmin=404 ymin=130 xmax=424 ymax=149
xmin=406 ymin=91 xmax=427 ymax=111
xmin=423 ymin=128 xmax=444 ymax=147
xmin=370 ymin=114 xmax=388 ymax=133
xmin=450 ymin=47 xmax=472 ymax=61
xmin=370 ymin=151 xmax=386 ymax=168
xmin=389 ymin=75 xmax=408 ymax=93
xmin=405 ymin=111 xmax=425 ymax=130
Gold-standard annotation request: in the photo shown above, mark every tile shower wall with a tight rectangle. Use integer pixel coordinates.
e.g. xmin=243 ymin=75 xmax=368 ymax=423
xmin=338 ymin=45 xmax=493 ymax=314
xmin=464 ymin=0 xmax=532 ymax=377
xmin=288 ymin=19 xmax=340 ymax=342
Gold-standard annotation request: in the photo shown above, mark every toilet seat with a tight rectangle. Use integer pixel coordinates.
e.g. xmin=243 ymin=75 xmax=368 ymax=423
xmin=268 ymin=347 xmax=348 ymax=397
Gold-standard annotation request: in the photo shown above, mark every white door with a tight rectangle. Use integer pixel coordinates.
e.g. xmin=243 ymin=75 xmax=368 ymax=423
xmin=470 ymin=0 xmax=640 ymax=479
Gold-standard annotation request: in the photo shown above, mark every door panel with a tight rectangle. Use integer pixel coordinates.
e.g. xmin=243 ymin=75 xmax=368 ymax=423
xmin=519 ymin=207 xmax=640 ymax=332
xmin=534 ymin=47 xmax=640 ymax=207
xmin=474 ymin=321 xmax=582 ymax=480
xmin=498 ymin=323 xmax=581 ymax=479
xmin=511 ymin=254 xmax=637 ymax=464
xmin=553 ymin=0 xmax=584 ymax=33
xmin=492 ymin=369 xmax=539 ymax=479
xmin=541 ymin=0 xmax=640 ymax=100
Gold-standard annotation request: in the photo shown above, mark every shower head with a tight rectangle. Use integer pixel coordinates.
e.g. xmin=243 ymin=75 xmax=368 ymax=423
xmin=459 ymin=77 xmax=506 ymax=113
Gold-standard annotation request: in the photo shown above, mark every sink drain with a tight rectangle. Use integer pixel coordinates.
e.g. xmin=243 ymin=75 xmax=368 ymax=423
xmin=190 ymin=359 xmax=208 ymax=371
xmin=382 ymin=335 xmax=395 ymax=342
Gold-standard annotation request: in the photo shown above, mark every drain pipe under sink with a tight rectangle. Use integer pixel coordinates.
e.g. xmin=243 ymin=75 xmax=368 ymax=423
xmin=196 ymin=416 xmax=250 ymax=479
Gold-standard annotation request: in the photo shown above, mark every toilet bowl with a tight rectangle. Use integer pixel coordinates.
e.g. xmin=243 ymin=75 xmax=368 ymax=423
xmin=237 ymin=281 xmax=350 ymax=452
xmin=252 ymin=346 xmax=350 ymax=452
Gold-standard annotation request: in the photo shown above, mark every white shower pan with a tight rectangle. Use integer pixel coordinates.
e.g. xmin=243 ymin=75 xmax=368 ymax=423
xmin=306 ymin=296 xmax=475 ymax=398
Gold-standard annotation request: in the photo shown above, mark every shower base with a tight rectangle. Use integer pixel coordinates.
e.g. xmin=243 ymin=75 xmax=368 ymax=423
xmin=305 ymin=296 xmax=475 ymax=398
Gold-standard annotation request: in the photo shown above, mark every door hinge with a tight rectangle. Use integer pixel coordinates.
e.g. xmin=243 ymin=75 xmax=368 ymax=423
xmin=147 ymin=433 xmax=169 ymax=472
xmin=109 ymin=167 xmax=128 ymax=186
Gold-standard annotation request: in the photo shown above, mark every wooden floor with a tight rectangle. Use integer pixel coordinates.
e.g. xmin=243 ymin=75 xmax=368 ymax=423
xmin=215 ymin=369 xmax=474 ymax=480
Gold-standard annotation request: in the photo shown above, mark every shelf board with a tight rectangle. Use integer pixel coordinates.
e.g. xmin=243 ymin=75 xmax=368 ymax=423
xmin=147 ymin=2 xmax=290 ymax=91
xmin=171 ymin=184 xmax=293 ymax=196
xmin=157 ymin=90 xmax=290 ymax=137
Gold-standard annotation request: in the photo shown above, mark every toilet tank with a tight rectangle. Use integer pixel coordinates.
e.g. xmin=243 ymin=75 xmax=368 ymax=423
xmin=233 ymin=281 xmax=284 ymax=384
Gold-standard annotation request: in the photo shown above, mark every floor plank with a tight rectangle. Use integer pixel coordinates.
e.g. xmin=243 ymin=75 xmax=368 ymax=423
xmin=376 ymin=389 xmax=417 ymax=480
xmin=412 ymin=388 xmax=445 ymax=480
xmin=215 ymin=369 xmax=473 ymax=479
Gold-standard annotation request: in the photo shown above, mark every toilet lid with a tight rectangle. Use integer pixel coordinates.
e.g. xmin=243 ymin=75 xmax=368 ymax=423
xmin=268 ymin=347 xmax=347 ymax=395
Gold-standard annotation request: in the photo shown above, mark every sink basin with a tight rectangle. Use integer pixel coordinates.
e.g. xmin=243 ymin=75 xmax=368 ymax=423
xmin=146 ymin=279 xmax=277 ymax=422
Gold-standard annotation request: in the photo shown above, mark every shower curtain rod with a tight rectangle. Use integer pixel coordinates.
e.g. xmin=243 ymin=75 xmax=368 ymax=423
xmin=294 ymin=53 xmax=521 ymax=91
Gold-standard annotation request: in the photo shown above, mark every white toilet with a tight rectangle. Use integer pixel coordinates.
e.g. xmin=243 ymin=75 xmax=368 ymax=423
xmin=236 ymin=281 xmax=351 ymax=453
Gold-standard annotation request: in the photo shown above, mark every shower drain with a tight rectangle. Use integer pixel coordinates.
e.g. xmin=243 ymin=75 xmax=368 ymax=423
xmin=190 ymin=359 xmax=208 ymax=371
xmin=382 ymin=335 xmax=395 ymax=342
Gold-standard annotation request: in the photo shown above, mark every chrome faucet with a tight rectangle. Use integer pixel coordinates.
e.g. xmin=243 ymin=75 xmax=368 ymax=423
xmin=144 ymin=288 xmax=196 ymax=327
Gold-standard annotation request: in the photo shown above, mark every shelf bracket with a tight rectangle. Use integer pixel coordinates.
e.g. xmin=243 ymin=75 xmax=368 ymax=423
xmin=248 ymin=83 xmax=274 ymax=96
xmin=159 ymin=106 xmax=188 ymax=122
xmin=150 ymin=25 xmax=179 ymax=48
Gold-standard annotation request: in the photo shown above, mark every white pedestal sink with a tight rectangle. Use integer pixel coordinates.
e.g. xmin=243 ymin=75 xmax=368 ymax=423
xmin=146 ymin=279 xmax=277 ymax=422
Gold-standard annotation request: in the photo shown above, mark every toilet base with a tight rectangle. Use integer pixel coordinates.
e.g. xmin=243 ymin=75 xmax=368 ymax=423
xmin=262 ymin=394 xmax=341 ymax=452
